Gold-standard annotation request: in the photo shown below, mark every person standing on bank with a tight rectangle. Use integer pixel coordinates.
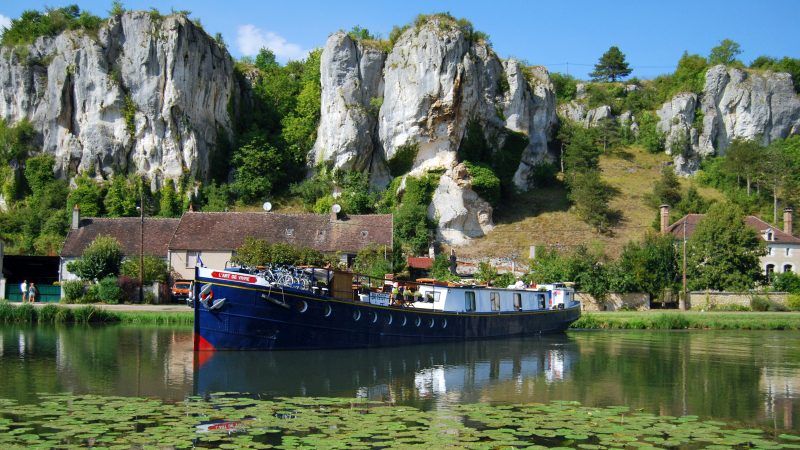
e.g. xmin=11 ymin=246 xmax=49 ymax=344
xmin=20 ymin=280 xmax=28 ymax=303
xmin=28 ymin=283 xmax=37 ymax=303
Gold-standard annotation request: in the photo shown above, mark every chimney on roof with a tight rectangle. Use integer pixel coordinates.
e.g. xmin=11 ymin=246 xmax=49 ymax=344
xmin=189 ymin=204 xmax=194 ymax=212
xmin=71 ymin=204 xmax=80 ymax=230
xmin=785 ymin=208 xmax=794 ymax=236
xmin=660 ymin=205 xmax=670 ymax=234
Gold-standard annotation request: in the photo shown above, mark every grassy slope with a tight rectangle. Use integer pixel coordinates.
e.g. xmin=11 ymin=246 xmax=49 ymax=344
xmin=454 ymin=145 xmax=725 ymax=261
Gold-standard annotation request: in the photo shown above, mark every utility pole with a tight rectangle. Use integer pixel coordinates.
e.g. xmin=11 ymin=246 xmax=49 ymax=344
xmin=681 ymin=218 xmax=687 ymax=310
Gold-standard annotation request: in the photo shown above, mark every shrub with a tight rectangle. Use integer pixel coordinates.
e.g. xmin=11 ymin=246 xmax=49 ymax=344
xmin=787 ymin=294 xmax=800 ymax=311
xmin=62 ymin=279 xmax=85 ymax=303
xmin=464 ymin=162 xmax=500 ymax=206
xmin=116 ymin=276 xmax=140 ymax=302
xmin=81 ymin=284 xmax=100 ymax=304
xmin=144 ymin=292 xmax=156 ymax=304
xmin=38 ymin=303 xmax=62 ymax=322
xmin=0 ymin=300 xmax=14 ymax=322
xmin=751 ymin=295 xmax=786 ymax=312
xmin=387 ymin=142 xmax=419 ymax=177
xmin=13 ymin=303 xmax=36 ymax=322
xmin=97 ymin=277 xmax=123 ymax=304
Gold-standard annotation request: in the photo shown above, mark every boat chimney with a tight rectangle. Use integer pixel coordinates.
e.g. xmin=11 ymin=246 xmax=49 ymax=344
xmin=71 ymin=204 xmax=80 ymax=230
xmin=785 ymin=208 xmax=794 ymax=236
xmin=660 ymin=205 xmax=670 ymax=234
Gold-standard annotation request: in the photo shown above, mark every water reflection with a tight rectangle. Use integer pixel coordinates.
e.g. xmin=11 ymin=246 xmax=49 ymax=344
xmin=193 ymin=335 xmax=577 ymax=410
xmin=2 ymin=324 xmax=800 ymax=432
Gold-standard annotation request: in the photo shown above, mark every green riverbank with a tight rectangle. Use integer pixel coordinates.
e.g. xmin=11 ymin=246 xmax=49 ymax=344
xmin=571 ymin=310 xmax=800 ymax=330
xmin=0 ymin=300 xmax=193 ymax=324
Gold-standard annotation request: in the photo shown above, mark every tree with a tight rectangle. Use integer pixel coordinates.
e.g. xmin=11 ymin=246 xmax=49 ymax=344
xmin=589 ymin=46 xmax=632 ymax=82
xmin=430 ymin=253 xmax=460 ymax=282
xmin=723 ymin=137 xmax=763 ymax=196
xmin=66 ymin=235 xmax=125 ymax=282
xmin=618 ymin=233 xmax=679 ymax=298
xmin=67 ymin=175 xmax=105 ymax=217
xmin=568 ymin=170 xmax=615 ymax=232
xmin=120 ymin=253 xmax=171 ymax=284
xmin=685 ymin=201 xmax=765 ymax=291
xmin=649 ymin=166 xmax=682 ymax=208
xmin=709 ymin=39 xmax=742 ymax=66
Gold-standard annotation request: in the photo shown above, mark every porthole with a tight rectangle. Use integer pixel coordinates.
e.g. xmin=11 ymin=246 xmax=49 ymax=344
xmin=401 ymin=316 xmax=407 ymax=326
xmin=353 ymin=310 xmax=361 ymax=321
xmin=324 ymin=305 xmax=332 ymax=317
xmin=442 ymin=318 xmax=447 ymax=328
xmin=386 ymin=314 xmax=393 ymax=325
xmin=297 ymin=300 xmax=308 ymax=312
xmin=371 ymin=311 xmax=378 ymax=323
xmin=415 ymin=317 xmax=421 ymax=327
xmin=429 ymin=318 xmax=435 ymax=328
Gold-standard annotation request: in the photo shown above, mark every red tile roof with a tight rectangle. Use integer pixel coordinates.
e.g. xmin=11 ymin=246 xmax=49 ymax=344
xmin=667 ymin=214 xmax=800 ymax=244
xmin=60 ymin=218 xmax=180 ymax=257
xmin=168 ymin=212 xmax=393 ymax=253
xmin=408 ymin=257 xmax=433 ymax=269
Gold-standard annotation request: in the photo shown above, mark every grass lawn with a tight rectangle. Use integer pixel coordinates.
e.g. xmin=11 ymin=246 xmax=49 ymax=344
xmin=572 ymin=310 xmax=800 ymax=330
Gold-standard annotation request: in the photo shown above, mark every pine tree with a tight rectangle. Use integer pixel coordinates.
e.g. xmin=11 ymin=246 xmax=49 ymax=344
xmin=589 ymin=46 xmax=633 ymax=82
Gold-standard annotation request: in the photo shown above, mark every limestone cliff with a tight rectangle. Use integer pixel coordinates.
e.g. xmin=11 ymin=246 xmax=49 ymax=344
xmin=0 ymin=11 xmax=235 ymax=184
xmin=312 ymin=21 xmax=558 ymax=244
xmin=657 ymin=65 xmax=800 ymax=175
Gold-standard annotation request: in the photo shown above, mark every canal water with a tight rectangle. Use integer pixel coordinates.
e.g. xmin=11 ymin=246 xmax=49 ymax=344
xmin=1 ymin=325 xmax=799 ymax=432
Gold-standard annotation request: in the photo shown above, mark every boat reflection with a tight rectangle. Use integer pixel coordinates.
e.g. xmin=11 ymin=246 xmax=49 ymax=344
xmin=193 ymin=335 xmax=578 ymax=408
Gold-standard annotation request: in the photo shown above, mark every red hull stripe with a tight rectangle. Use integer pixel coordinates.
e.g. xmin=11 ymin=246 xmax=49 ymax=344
xmin=194 ymin=332 xmax=216 ymax=351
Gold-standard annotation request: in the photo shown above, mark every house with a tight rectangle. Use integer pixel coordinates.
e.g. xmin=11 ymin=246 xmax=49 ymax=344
xmin=167 ymin=211 xmax=393 ymax=281
xmin=663 ymin=206 xmax=800 ymax=276
xmin=60 ymin=205 xmax=181 ymax=284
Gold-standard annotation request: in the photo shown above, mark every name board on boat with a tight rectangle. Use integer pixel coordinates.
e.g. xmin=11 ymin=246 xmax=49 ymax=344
xmin=211 ymin=271 xmax=257 ymax=283
xmin=369 ymin=292 xmax=390 ymax=306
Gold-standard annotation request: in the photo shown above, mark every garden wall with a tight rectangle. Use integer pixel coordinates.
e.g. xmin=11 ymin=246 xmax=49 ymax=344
xmin=686 ymin=291 xmax=788 ymax=310
xmin=576 ymin=292 xmax=651 ymax=311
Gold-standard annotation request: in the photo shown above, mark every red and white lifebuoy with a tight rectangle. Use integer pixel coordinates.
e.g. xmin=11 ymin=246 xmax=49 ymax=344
xmin=199 ymin=284 xmax=213 ymax=305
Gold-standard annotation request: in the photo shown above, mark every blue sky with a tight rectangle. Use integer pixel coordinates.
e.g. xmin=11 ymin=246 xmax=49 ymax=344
xmin=1 ymin=0 xmax=798 ymax=81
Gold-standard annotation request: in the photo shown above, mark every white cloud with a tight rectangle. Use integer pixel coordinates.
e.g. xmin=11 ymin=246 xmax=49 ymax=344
xmin=0 ymin=14 xmax=11 ymax=33
xmin=236 ymin=24 xmax=309 ymax=62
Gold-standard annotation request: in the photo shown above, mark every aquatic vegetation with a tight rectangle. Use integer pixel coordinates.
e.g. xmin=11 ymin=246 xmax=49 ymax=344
xmin=0 ymin=394 xmax=796 ymax=448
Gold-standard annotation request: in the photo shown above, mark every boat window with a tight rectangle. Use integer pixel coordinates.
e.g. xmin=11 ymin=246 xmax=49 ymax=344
xmin=491 ymin=292 xmax=500 ymax=311
xmin=353 ymin=310 xmax=361 ymax=321
xmin=429 ymin=318 xmax=435 ymax=328
xmin=415 ymin=317 xmax=421 ymax=327
xmin=297 ymin=300 xmax=307 ymax=313
xmin=537 ymin=294 xmax=545 ymax=309
xmin=465 ymin=292 xmax=476 ymax=312
xmin=324 ymin=305 xmax=332 ymax=317
xmin=442 ymin=318 xmax=447 ymax=328
xmin=513 ymin=293 xmax=521 ymax=311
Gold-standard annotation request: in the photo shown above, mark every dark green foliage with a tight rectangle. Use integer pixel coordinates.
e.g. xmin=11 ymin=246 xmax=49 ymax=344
xmin=24 ymin=153 xmax=56 ymax=196
xmin=66 ymin=234 xmax=125 ymax=282
xmin=122 ymin=94 xmax=137 ymax=136
xmin=531 ymin=161 xmax=559 ymax=188
xmin=528 ymin=244 xmax=610 ymax=302
xmin=0 ymin=5 xmax=102 ymax=47
xmin=429 ymin=253 xmax=460 ymax=281
xmin=108 ymin=1 xmax=125 ymax=16
xmin=197 ymin=182 xmax=233 ymax=212
xmin=61 ymin=279 xmax=85 ymax=303
xmin=464 ymin=162 xmax=500 ymax=206
xmin=474 ymin=261 xmax=498 ymax=284
xmin=0 ymin=118 xmax=38 ymax=165
xmin=458 ymin=120 xmax=527 ymax=198
xmin=13 ymin=303 xmax=36 ymax=322
xmin=567 ymin=169 xmax=615 ymax=232
xmin=348 ymin=25 xmax=375 ymax=41
xmin=751 ymin=56 xmax=800 ymax=93
xmin=97 ymin=277 xmax=123 ymax=304
xmin=563 ymin=128 xmax=599 ymax=175
xmin=210 ymin=127 xmax=234 ymax=183
xmin=158 ymin=179 xmax=182 ymax=218
xmin=458 ymin=119 xmax=492 ymax=163
xmin=709 ymin=39 xmax=743 ymax=66
xmin=550 ymin=72 xmax=577 ymax=103
xmin=232 ymin=134 xmax=284 ymax=202
xmin=119 ymin=253 xmax=171 ymax=284
xmin=589 ymin=46 xmax=632 ymax=82
xmin=67 ymin=174 xmax=105 ymax=217
xmin=104 ymin=174 xmax=140 ymax=217
xmin=637 ymin=112 xmax=666 ymax=154
xmin=772 ymin=271 xmax=800 ymax=294
xmin=685 ymin=201 xmax=766 ymax=291
xmin=648 ymin=166 xmax=682 ymax=208
xmin=231 ymin=237 xmax=324 ymax=267
xmin=750 ymin=295 xmax=785 ymax=312
xmin=37 ymin=303 xmax=60 ymax=322
xmin=387 ymin=142 xmax=419 ymax=177
xmin=617 ymin=233 xmax=679 ymax=297
xmin=394 ymin=202 xmax=431 ymax=257
xmin=0 ymin=301 xmax=13 ymax=321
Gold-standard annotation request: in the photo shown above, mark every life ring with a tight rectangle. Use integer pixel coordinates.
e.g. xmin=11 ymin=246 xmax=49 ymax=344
xmin=200 ymin=284 xmax=213 ymax=304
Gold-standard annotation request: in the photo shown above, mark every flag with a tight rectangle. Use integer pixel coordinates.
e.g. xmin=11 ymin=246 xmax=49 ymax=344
xmin=197 ymin=254 xmax=204 ymax=267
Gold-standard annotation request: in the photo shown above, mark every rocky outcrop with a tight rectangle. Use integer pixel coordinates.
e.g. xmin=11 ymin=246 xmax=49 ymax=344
xmin=657 ymin=65 xmax=800 ymax=175
xmin=0 ymin=11 xmax=235 ymax=184
xmin=312 ymin=20 xmax=557 ymax=245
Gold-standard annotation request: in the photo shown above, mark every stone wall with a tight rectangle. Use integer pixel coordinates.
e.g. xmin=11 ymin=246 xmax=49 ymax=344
xmin=576 ymin=292 xmax=651 ymax=311
xmin=686 ymin=291 xmax=788 ymax=309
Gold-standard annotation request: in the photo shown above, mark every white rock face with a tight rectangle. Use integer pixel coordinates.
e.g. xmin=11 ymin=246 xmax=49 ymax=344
xmin=0 ymin=12 xmax=235 ymax=183
xmin=656 ymin=93 xmax=697 ymax=163
xmin=312 ymin=18 xmax=557 ymax=244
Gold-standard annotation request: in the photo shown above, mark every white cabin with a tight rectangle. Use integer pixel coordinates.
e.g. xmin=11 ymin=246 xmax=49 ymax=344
xmin=411 ymin=283 xmax=578 ymax=312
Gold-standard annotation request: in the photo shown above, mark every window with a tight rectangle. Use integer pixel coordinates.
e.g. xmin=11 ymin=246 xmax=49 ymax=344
xmin=767 ymin=247 xmax=773 ymax=256
xmin=766 ymin=264 xmax=775 ymax=276
xmin=513 ymin=293 xmax=522 ymax=311
xmin=787 ymin=248 xmax=792 ymax=256
xmin=286 ymin=228 xmax=294 ymax=235
xmin=491 ymin=292 xmax=500 ymax=311
xmin=465 ymin=292 xmax=476 ymax=312
xmin=537 ymin=294 xmax=545 ymax=309
xmin=186 ymin=251 xmax=200 ymax=268
xmin=785 ymin=264 xmax=793 ymax=273
xmin=767 ymin=231 xmax=773 ymax=241
xmin=361 ymin=230 xmax=368 ymax=238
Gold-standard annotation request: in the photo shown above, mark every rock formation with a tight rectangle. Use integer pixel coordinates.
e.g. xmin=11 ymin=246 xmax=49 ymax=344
xmin=312 ymin=20 xmax=558 ymax=245
xmin=0 ymin=11 xmax=236 ymax=184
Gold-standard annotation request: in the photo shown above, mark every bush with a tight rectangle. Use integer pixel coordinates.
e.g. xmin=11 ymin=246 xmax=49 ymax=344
xmin=82 ymin=284 xmax=100 ymax=304
xmin=751 ymin=295 xmax=786 ymax=312
xmin=0 ymin=300 xmax=14 ymax=322
xmin=13 ymin=303 xmax=36 ymax=322
xmin=116 ymin=276 xmax=140 ymax=302
xmin=38 ymin=303 xmax=62 ymax=322
xmin=97 ymin=277 xmax=123 ymax=304
xmin=144 ymin=292 xmax=156 ymax=304
xmin=62 ymin=279 xmax=85 ymax=303
xmin=464 ymin=162 xmax=500 ymax=206
xmin=787 ymin=294 xmax=800 ymax=311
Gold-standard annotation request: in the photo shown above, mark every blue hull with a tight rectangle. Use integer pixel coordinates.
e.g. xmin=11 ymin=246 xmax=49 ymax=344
xmin=193 ymin=272 xmax=581 ymax=351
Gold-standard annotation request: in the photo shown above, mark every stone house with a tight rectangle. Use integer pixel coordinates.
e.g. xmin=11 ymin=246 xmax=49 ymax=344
xmin=167 ymin=211 xmax=393 ymax=281
xmin=663 ymin=206 xmax=800 ymax=276
xmin=60 ymin=205 xmax=181 ymax=285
